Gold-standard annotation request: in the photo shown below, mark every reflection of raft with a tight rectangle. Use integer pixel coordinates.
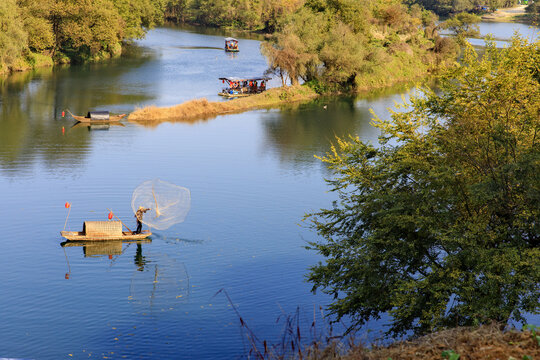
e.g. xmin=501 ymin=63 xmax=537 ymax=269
xmin=68 ymin=110 xmax=127 ymax=123
xmin=61 ymin=221 xmax=151 ymax=241
xmin=61 ymin=239 xmax=151 ymax=257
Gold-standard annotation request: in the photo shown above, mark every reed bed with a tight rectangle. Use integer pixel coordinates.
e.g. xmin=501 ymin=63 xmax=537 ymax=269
xmin=127 ymin=86 xmax=318 ymax=124
xmin=214 ymin=288 xmax=539 ymax=359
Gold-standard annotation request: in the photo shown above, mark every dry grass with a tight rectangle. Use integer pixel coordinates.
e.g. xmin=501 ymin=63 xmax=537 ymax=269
xmin=340 ymin=324 xmax=540 ymax=360
xmin=216 ymin=288 xmax=539 ymax=360
xmin=128 ymin=85 xmax=318 ymax=125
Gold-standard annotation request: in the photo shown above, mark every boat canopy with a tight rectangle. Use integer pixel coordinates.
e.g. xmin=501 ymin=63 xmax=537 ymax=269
xmin=219 ymin=76 xmax=271 ymax=83
xmin=86 ymin=111 xmax=110 ymax=120
xmin=224 ymin=37 xmax=238 ymax=42
xmin=83 ymin=221 xmax=122 ymax=237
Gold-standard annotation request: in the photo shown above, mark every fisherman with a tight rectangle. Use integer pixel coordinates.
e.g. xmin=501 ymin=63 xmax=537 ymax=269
xmin=135 ymin=206 xmax=150 ymax=234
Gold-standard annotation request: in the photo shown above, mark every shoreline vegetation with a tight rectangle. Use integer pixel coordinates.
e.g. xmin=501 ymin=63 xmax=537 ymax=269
xmin=291 ymin=324 xmax=540 ymax=359
xmin=332 ymin=324 xmax=540 ymax=359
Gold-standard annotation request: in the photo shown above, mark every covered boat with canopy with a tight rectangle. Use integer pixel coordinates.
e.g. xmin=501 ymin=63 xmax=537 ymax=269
xmin=218 ymin=76 xmax=270 ymax=98
xmin=224 ymin=37 xmax=239 ymax=52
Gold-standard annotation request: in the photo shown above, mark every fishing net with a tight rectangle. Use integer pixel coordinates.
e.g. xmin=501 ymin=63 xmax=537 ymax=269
xmin=130 ymin=253 xmax=190 ymax=314
xmin=131 ymin=179 xmax=191 ymax=230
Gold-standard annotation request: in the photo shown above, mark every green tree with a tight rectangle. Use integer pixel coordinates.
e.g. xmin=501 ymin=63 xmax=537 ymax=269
xmin=0 ymin=0 xmax=27 ymax=72
xmin=306 ymin=37 xmax=540 ymax=337
xmin=17 ymin=0 xmax=55 ymax=54
xmin=441 ymin=12 xmax=481 ymax=40
xmin=261 ymin=6 xmax=327 ymax=85
xmin=112 ymin=0 xmax=166 ymax=39
xmin=262 ymin=0 xmax=451 ymax=91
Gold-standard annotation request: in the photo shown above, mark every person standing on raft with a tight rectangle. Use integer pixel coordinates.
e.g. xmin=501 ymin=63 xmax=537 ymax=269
xmin=135 ymin=206 xmax=150 ymax=234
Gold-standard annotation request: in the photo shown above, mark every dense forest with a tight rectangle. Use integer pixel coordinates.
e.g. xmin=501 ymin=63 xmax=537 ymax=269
xmin=0 ymin=0 xmax=167 ymax=74
xmin=1 ymin=0 xmax=462 ymax=93
xmin=260 ymin=0 xmax=458 ymax=91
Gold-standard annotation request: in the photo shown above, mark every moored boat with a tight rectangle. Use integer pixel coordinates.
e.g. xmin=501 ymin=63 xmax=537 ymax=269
xmin=68 ymin=110 xmax=127 ymax=123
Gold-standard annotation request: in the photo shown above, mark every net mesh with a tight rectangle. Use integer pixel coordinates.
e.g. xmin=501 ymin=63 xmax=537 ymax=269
xmin=130 ymin=253 xmax=190 ymax=314
xmin=131 ymin=179 xmax=191 ymax=230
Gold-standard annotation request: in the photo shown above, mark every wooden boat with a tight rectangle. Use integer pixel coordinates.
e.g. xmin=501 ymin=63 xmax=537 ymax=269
xmin=225 ymin=37 xmax=239 ymax=52
xmin=68 ymin=110 xmax=127 ymax=123
xmin=218 ymin=76 xmax=270 ymax=97
xmin=61 ymin=221 xmax=151 ymax=241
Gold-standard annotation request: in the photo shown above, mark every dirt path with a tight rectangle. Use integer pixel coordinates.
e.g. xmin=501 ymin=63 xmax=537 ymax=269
xmin=481 ymin=5 xmax=528 ymax=21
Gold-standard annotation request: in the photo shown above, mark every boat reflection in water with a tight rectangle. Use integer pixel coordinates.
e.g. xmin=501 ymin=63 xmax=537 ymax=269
xmin=70 ymin=122 xmax=125 ymax=131
xmin=61 ymin=239 xmax=151 ymax=279
xmin=61 ymin=239 xmax=151 ymax=258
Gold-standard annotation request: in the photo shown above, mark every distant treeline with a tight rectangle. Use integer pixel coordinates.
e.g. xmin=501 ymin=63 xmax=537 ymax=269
xmin=1 ymin=0 xmax=458 ymax=93
xmin=0 ymin=0 xmax=167 ymax=74
xmin=407 ymin=0 xmax=518 ymax=17
xmin=164 ymin=0 xmax=303 ymax=32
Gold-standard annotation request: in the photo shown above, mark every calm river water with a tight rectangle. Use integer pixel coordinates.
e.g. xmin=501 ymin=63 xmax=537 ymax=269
xmin=0 ymin=23 xmax=537 ymax=359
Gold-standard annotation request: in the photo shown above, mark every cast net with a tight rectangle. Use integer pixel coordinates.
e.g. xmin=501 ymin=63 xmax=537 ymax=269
xmin=131 ymin=179 xmax=191 ymax=230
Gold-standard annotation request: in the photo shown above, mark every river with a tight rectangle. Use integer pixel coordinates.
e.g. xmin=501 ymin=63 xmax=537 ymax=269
xmin=0 ymin=23 xmax=537 ymax=359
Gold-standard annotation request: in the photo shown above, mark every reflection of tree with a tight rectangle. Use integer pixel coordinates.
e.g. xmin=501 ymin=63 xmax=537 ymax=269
xmin=261 ymin=96 xmax=372 ymax=166
xmin=261 ymin=85 xmax=415 ymax=167
xmin=0 ymin=47 xmax=154 ymax=173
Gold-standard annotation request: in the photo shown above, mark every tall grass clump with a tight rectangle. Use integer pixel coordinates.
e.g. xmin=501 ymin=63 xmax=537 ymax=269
xmin=128 ymin=86 xmax=318 ymax=123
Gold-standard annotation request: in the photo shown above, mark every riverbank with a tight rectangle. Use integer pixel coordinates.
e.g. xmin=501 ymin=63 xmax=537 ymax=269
xmin=304 ymin=324 xmax=540 ymax=359
xmin=481 ymin=5 xmax=529 ymax=22
xmin=128 ymin=85 xmax=318 ymax=124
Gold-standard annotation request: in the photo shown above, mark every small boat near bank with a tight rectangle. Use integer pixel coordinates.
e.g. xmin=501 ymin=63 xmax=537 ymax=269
xmin=61 ymin=221 xmax=151 ymax=241
xmin=67 ymin=110 xmax=127 ymax=123
xmin=218 ymin=76 xmax=270 ymax=98
xmin=225 ymin=37 xmax=239 ymax=52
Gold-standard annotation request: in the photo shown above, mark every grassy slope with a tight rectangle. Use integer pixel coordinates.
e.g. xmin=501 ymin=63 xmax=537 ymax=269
xmin=343 ymin=324 xmax=540 ymax=359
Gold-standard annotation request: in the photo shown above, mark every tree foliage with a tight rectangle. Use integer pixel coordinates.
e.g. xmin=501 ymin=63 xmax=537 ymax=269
xmin=164 ymin=0 xmax=304 ymax=30
xmin=0 ymin=0 xmax=166 ymax=72
xmin=0 ymin=0 xmax=27 ymax=72
xmin=306 ymin=37 xmax=540 ymax=337
xmin=440 ymin=12 xmax=481 ymax=40
xmin=261 ymin=0 xmax=457 ymax=91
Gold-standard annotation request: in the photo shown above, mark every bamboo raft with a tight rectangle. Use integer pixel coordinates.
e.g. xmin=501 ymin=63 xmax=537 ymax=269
xmin=68 ymin=110 xmax=127 ymax=123
xmin=61 ymin=221 xmax=151 ymax=241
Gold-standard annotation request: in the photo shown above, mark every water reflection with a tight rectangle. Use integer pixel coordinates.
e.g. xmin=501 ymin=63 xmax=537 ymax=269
xmin=261 ymin=97 xmax=363 ymax=165
xmin=0 ymin=47 xmax=154 ymax=174
xmin=61 ymin=239 xmax=151 ymax=258
xmin=70 ymin=122 xmax=125 ymax=131
xmin=261 ymin=84 xmax=416 ymax=166
xmin=61 ymin=239 xmax=152 ymax=281
xmin=129 ymin=253 xmax=191 ymax=314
